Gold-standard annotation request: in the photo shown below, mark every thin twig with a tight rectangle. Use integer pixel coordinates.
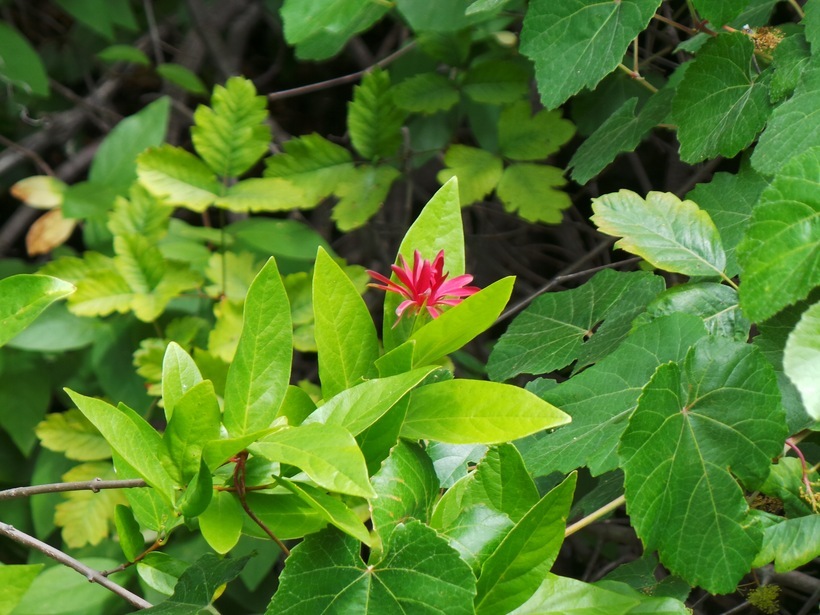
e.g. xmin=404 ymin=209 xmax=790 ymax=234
xmin=267 ymin=42 xmax=417 ymax=102
xmin=101 ymin=536 xmax=165 ymax=577
xmin=565 ymin=495 xmax=626 ymax=538
xmin=142 ymin=0 xmax=164 ymax=64
xmin=0 ymin=521 xmax=153 ymax=609
xmin=232 ymin=452 xmax=290 ymax=556
xmin=0 ymin=478 xmax=147 ymax=500
xmin=0 ymin=133 xmax=55 ymax=175
xmin=652 ymin=12 xmax=697 ymax=35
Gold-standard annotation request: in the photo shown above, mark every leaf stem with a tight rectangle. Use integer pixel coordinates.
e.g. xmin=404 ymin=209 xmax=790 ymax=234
xmin=616 ymin=64 xmax=658 ymax=93
xmin=787 ymin=0 xmax=805 ymax=18
xmin=565 ymin=495 xmax=626 ymax=537
xmin=101 ymin=536 xmax=166 ymax=577
xmin=0 ymin=478 xmax=148 ymax=500
xmin=0 ymin=521 xmax=153 ymax=610
xmin=652 ymin=13 xmax=696 ymax=35
xmin=719 ymin=271 xmax=739 ymax=291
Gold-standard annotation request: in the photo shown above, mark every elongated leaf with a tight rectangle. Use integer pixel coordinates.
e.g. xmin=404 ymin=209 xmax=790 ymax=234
xmin=214 ymin=177 xmax=306 ymax=212
xmin=509 ymin=574 xmax=641 ymax=614
xmin=199 ymin=490 xmax=243 ymax=554
xmin=0 ymin=564 xmax=43 ymax=615
xmin=520 ymin=0 xmax=661 ymax=109
xmin=370 ymin=440 xmax=439 ymax=548
xmin=267 ymin=522 xmax=475 ymax=613
xmin=738 ymin=147 xmax=820 ymax=322
xmin=348 ymin=69 xmax=405 ymax=160
xmin=489 ymin=269 xmax=663 ymax=381
xmin=496 ymin=163 xmax=571 ymax=224
xmin=164 ymin=380 xmax=220 ymax=481
xmin=279 ymin=479 xmax=372 ymax=545
xmin=0 ymin=23 xmax=49 ymax=96
xmin=114 ymin=504 xmax=144 ymax=561
xmin=752 ymin=515 xmax=820 ymax=572
xmin=0 ymin=274 xmax=75 ymax=348
xmin=253 ymin=423 xmax=375 ymax=498
xmin=304 ymin=367 xmax=435 ymax=435
xmin=783 ymin=300 xmax=820 ymax=420
xmin=313 ymin=248 xmax=379 ymax=398
xmin=66 ymin=390 xmax=177 ymax=502
xmin=522 ymin=313 xmax=708 ymax=477
xmin=409 ymin=276 xmax=514 ymax=367
xmin=475 ymin=473 xmax=576 ymax=614
xmin=620 ymin=337 xmax=786 ymax=593
xmin=436 ymin=145 xmax=503 ymax=206
xmin=191 ymin=77 xmax=271 ymax=178
xmin=402 ymin=380 xmax=570 ymax=444
xmin=137 ymin=145 xmax=222 ymax=212
xmin=673 ymin=33 xmax=772 ymax=163
xmin=592 ymin=190 xmax=727 ymax=277
xmin=161 ymin=342 xmax=203 ymax=421
xmin=178 ymin=457 xmax=213 ymax=517
xmin=223 ymin=258 xmax=292 ymax=436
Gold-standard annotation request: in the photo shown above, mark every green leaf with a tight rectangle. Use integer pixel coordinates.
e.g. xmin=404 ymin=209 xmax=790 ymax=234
xmin=592 ymin=190 xmax=727 ymax=277
xmin=402 ymin=380 xmax=570 ymax=444
xmin=90 ymin=97 xmax=170 ymax=188
xmin=685 ymin=167 xmax=767 ymax=278
xmin=489 ymin=269 xmax=663 ymax=381
xmin=178 ymin=457 xmax=213 ymax=517
xmin=191 ymin=77 xmax=270 ymax=177
xmin=391 ymin=72 xmax=460 ymax=114
xmin=278 ymin=478 xmax=372 ymax=545
xmin=7 ymin=303 xmax=96 ymax=353
xmin=199 ymin=490 xmax=243 ymax=554
xmin=0 ymin=354 xmax=50 ymax=455
xmin=752 ymin=514 xmax=820 ymax=572
xmin=114 ymin=504 xmax=144 ymax=561
xmin=267 ymin=522 xmax=476 ymax=613
xmin=499 ymin=101 xmax=575 ymax=160
xmin=395 ymin=0 xmax=480 ymax=32
xmin=136 ymin=552 xmax=189 ymax=596
xmin=509 ymin=573 xmax=642 ymax=614
xmin=463 ymin=59 xmax=530 ymax=104
xmin=214 ymin=177 xmax=306 ymax=212
xmin=35 ymin=409 xmax=109 ymax=461
xmin=140 ymin=553 xmax=251 ymax=614
xmin=96 ymin=44 xmax=150 ymax=65
xmin=280 ymin=0 xmax=388 ymax=60
xmin=770 ymin=33 xmax=811 ymax=102
xmin=691 ymin=0 xmax=747 ymax=25
xmin=137 ymin=145 xmax=222 ymax=212
xmin=202 ymin=428 xmax=279 ymax=471
xmin=60 ymin=180 xmax=121 ymax=220
xmin=475 ymin=472 xmax=577 ymax=614
xmin=108 ymin=184 xmax=173 ymax=241
xmin=673 ymin=33 xmax=772 ymax=163
xmin=204 ymin=251 xmax=259 ymax=301
xmin=783 ymin=300 xmax=820 ymax=420
xmin=252 ymin=423 xmax=375 ymax=498
xmin=370 ymin=440 xmax=439 ymax=548
xmin=409 ymin=276 xmax=514 ymax=367
xmin=332 ymin=164 xmax=400 ymax=230
xmin=164 ymin=380 xmax=220 ymax=481
xmin=427 ymin=442 xmax=487 ymax=488
xmin=641 ymin=282 xmax=750 ymax=340
xmin=520 ymin=0 xmax=661 ymax=110
xmin=496 ymin=163 xmax=571 ymax=224
xmin=113 ymin=452 xmax=180 ymax=534
xmin=305 ymin=368 xmax=435 ymax=435
xmin=738 ymin=147 xmax=820 ymax=322
xmin=66 ymin=389 xmax=177 ymax=502
xmin=443 ymin=505 xmax=514 ymax=574
xmin=752 ymin=56 xmax=820 ymax=175
xmin=156 ymin=63 xmax=207 ymax=95
xmin=313 ymin=248 xmax=379 ymax=399
xmin=0 ymin=274 xmax=75 ymax=348
xmin=0 ymin=564 xmax=43 ymax=615
xmin=243 ymin=492 xmax=328 ymax=540
xmin=436 ymin=145 xmax=503 ymax=206
xmin=264 ymin=133 xmax=354 ymax=207
xmin=620 ymin=337 xmax=787 ymax=593
xmin=229 ymin=218 xmax=332 ymax=261
xmin=223 ymin=258 xmax=292 ymax=436
xmin=161 ymin=342 xmax=203 ymax=421
xmin=0 ymin=23 xmax=49 ymax=96
xmin=114 ymin=234 xmax=165 ymax=293
xmin=522 ymin=313 xmax=709 ymax=477
xmin=348 ymin=69 xmax=405 ymax=160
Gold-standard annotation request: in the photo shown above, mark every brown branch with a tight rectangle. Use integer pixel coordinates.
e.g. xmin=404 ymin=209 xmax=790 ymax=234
xmin=0 ymin=478 xmax=147 ymax=500
xmin=0 ymin=521 xmax=153 ymax=610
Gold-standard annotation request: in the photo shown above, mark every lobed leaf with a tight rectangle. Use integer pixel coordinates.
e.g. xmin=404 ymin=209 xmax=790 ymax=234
xmin=437 ymin=145 xmax=503 ymax=206
xmin=496 ymin=163 xmax=571 ymax=224
xmin=333 ymin=164 xmax=400 ymax=230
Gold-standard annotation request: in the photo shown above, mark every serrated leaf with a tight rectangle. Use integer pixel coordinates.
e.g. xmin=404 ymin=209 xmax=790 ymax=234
xmin=620 ymin=337 xmax=786 ymax=593
xmin=214 ymin=177 xmax=306 ymax=212
xmin=770 ymin=33 xmax=811 ymax=102
xmin=0 ymin=22 xmax=49 ymax=96
xmin=497 ymin=163 xmax=571 ymax=224
xmin=391 ymin=72 xmax=460 ymax=114
xmin=691 ymin=0 xmax=747 ymax=26
xmin=35 ymin=409 xmax=110 ymax=461
xmin=252 ymin=423 xmax=375 ymax=498
xmin=751 ymin=56 xmax=820 ymax=175
xmin=592 ymin=190 xmax=727 ymax=277
xmin=475 ymin=472 xmax=576 ymax=614
xmin=509 ymin=573 xmax=642 ymax=614
xmin=0 ymin=564 xmax=43 ymax=615
xmin=348 ymin=69 xmax=405 ymax=160
xmin=395 ymin=0 xmax=480 ymax=32
xmin=156 ymin=63 xmax=207 ymax=95
xmin=115 ymin=234 xmax=166 ymax=293
xmin=685 ymin=167 xmax=767 ymax=277
xmin=436 ymin=145 xmax=503 ymax=206
xmin=738 ymin=147 xmax=820 ymax=322
xmin=370 ymin=440 xmax=439 ymax=548
xmin=644 ymin=282 xmax=750 ymax=340
xmin=499 ymin=101 xmax=575 ymax=160
xmin=520 ymin=0 xmax=661 ymax=110
xmin=223 ymin=258 xmax=292 ymax=435
xmin=137 ymin=145 xmax=222 ymax=212
xmin=521 ymin=313 xmax=709 ymax=477
xmin=463 ymin=59 xmax=530 ymax=104
xmin=673 ymin=33 xmax=772 ymax=163
xmin=489 ymin=269 xmax=663 ymax=381
xmin=267 ymin=522 xmax=475 ymax=613
xmin=264 ymin=133 xmax=354 ymax=206
xmin=191 ymin=77 xmax=270 ymax=177
xmin=332 ymin=164 xmax=400 ymax=230
xmin=783 ymin=300 xmax=820 ymax=420
xmin=402 ymin=380 xmax=570 ymax=445
xmin=752 ymin=514 xmax=820 ymax=572
xmin=0 ymin=274 xmax=75 ymax=347
xmin=108 ymin=184 xmax=173 ymax=240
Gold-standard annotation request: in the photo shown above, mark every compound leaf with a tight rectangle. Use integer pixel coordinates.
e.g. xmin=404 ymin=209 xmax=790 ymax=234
xmin=348 ymin=69 xmax=405 ymax=161
xmin=437 ymin=145 xmax=503 ymax=206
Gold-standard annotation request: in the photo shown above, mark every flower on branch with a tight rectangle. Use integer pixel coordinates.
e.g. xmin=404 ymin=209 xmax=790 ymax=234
xmin=367 ymin=250 xmax=480 ymax=324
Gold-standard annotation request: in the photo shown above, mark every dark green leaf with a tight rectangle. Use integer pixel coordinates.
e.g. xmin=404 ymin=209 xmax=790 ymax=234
xmin=156 ymin=63 xmax=207 ymax=95
xmin=770 ymin=33 xmax=811 ymax=102
xmin=114 ymin=504 xmax=144 ymax=561
xmin=333 ymin=164 xmax=400 ymax=230
xmin=178 ymin=457 xmax=213 ymax=517
xmin=783 ymin=299 xmax=820 ymax=420
xmin=752 ymin=514 xmax=820 ymax=572
xmin=391 ymin=72 xmax=460 ymax=114
xmin=348 ymin=69 xmax=405 ymax=160
xmin=463 ymin=59 xmax=530 ymax=104
xmin=96 ymin=44 xmax=150 ymax=66
xmin=0 ymin=23 xmax=49 ymax=96
xmin=691 ymin=0 xmax=747 ymax=26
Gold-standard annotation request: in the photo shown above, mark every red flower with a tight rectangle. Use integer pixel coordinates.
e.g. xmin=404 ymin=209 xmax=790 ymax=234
xmin=367 ymin=250 xmax=480 ymax=324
